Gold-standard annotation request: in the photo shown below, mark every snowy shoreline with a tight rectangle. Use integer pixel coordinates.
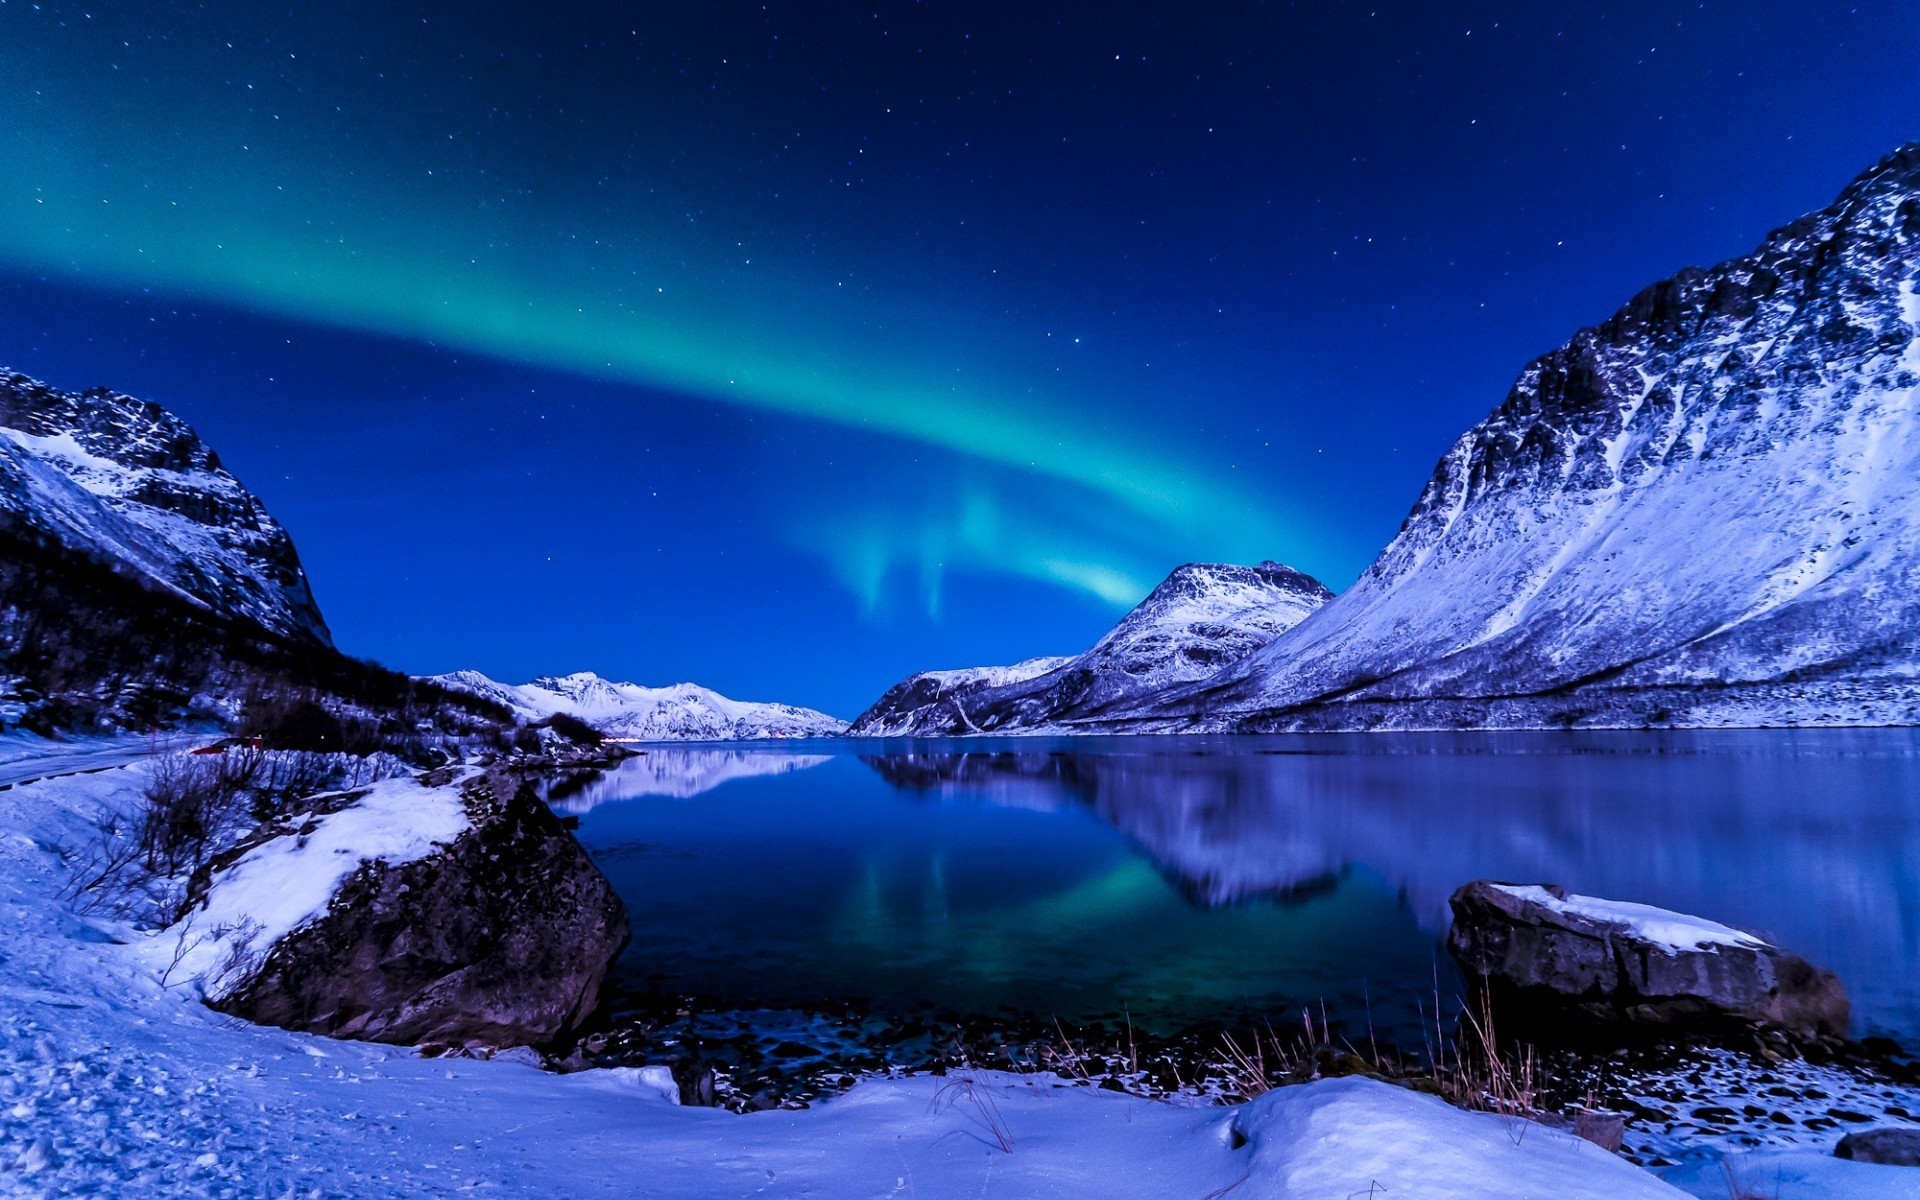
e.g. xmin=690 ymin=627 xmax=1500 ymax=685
xmin=1 ymin=738 xmax=1913 ymax=1198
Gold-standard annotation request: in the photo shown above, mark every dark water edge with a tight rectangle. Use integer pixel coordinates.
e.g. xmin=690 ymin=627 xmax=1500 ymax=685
xmin=548 ymin=729 xmax=1920 ymax=1118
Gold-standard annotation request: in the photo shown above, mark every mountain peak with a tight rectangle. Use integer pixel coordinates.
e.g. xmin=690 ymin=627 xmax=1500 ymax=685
xmin=849 ymin=559 xmax=1331 ymax=735
xmin=432 ymin=670 xmax=845 ymax=741
xmin=0 ymin=368 xmax=331 ymax=647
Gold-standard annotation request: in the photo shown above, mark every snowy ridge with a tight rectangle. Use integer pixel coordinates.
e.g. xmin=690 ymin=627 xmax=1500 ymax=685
xmin=1128 ymin=141 xmax=1920 ymax=731
xmin=849 ymin=562 xmax=1330 ymax=735
xmin=430 ymin=669 xmax=846 ymax=740
xmin=0 ymin=370 xmax=331 ymax=645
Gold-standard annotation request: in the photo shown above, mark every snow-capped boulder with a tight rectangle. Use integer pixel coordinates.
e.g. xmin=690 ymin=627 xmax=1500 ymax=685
xmin=431 ymin=669 xmax=844 ymax=741
xmin=0 ymin=369 xmax=330 ymax=646
xmin=1141 ymin=141 xmax=1920 ymax=732
xmin=1447 ymin=882 xmax=1849 ymax=1040
xmin=849 ymin=561 xmax=1330 ymax=735
xmin=175 ymin=768 xmax=628 ymax=1048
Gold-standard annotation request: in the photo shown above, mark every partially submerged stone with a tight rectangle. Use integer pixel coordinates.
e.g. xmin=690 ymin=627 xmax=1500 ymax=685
xmin=182 ymin=767 xmax=628 ymax=1049
xmin=1447 ymin=881 xmax=1848 ymax=1041
xmin=1836 ymin=1128 xmax=1920 ymax=1166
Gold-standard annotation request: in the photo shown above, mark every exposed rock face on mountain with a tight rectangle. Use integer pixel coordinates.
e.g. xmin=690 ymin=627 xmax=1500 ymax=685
xmin=1120 ymin=144 xmax=1920 ymax=732
xmin=433 ymin=669 xmax=845 ymax=741
xmin=0 ymin=370 xmax=330 ymax=646
xmin=183 ymin=769 xmax=629 ymax=1049
xmin=848 ymin=656 xmax=1073 ymax=737
xmin=0 ymin=369 xmax=509 ymax=735
xmin=849 ymin=562 xmax=1331 ymax=735
xmin=1448 ymin=881 xmax=1850 ymax=1041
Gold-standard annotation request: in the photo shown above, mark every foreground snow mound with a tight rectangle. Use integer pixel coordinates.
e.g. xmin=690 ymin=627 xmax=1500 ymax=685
xmin=432 ymin=669 xmax=845 ymax=740
xmin=1135 ymin=142 xmax=1920 ymax=731
xmin=0 ymin=368 xmax=331 ymax=645
xmin=850 ymin=561 xmax=1330 ymax=735
xmin=169 ymin=767 xmax=629 ymax=1048
xmin=1232 ymin=1077 xmax=1688 ymax=1199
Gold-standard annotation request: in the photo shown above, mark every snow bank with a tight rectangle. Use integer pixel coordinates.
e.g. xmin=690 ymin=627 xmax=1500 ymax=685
xmin=1492 ymin=884 xmax=1767 ymax=951
xmin=1662 ymin=1149 xmax=1920 ymax=1199
xmin=1233 ymin=1076 xmax=1687 ymax=1198
xmin=164 ymin=773 xmax=470 ymax=998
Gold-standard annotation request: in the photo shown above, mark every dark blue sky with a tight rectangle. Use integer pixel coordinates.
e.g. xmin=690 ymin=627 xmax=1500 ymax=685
xmin=1 ymin=1 xmax=1916 ymax=715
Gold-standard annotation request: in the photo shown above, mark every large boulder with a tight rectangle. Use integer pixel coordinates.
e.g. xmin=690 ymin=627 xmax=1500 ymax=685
xmin=1447 ymin=882 xmax=1848 ymax=1041
xmin=177 ymin=766 xmax=628 ymax=1048
xmin=1836 ymin=1128 xmax=1920 ymax=1166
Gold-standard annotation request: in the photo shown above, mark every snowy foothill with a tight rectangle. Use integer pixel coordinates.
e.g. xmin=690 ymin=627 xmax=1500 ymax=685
xmin=1490 ymin=884 xmax=1770 ymax=952
xmin=0 ymin=738 xmax=1904 ymax=1198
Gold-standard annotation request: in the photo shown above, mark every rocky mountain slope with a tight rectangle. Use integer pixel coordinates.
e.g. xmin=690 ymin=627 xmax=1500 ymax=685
xmin=0 ymin=370 xmax=330 ymax=646
xmin=1091 ymin=141 xmax=1920 ymax=732
xmin=432 ymin=669 xmax=846 ymax=741
xmin=0 ymin=369 xmax=508 ymax=738
xmin=850 ymin=562 xmax=1331 ymax=735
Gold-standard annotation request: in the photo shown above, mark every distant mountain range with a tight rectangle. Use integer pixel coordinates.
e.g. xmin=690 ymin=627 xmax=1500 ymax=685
xmin=430 ymin=669 xmax=845 ymax=741
xmin=851 ymin=562 xmax=1331 ymax=735
xmin=862 ymin=141 xmax=1920 ymax=733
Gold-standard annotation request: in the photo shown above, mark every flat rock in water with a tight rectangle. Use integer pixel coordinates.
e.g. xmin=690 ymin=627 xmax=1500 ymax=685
xmin=1836 ymin=1128 xmax=1920 ymax=1166
xmin=1447 ymin=881 xmax=1848 ymax=1041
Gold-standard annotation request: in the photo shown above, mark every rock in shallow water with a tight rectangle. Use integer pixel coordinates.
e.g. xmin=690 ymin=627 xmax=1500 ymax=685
xmin=209 ymin=768 xmax=629 ymax=1048
xmin=1446 ymin=881 xmax=1848 ymax=1041
xmin=1836 ymin=1128 xmax=1920 ymax=1166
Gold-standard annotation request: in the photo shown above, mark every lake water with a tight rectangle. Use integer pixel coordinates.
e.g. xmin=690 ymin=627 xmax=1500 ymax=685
xmin=557 ymin=730 xmax=1920 ymax=1053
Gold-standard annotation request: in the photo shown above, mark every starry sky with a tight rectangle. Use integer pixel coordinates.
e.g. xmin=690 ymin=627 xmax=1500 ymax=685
xmin=1 ymin=2 xmax=1917 ymax=716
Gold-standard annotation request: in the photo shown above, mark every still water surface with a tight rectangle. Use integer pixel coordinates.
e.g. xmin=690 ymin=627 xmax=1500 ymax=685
xmin=557 ymin=731 xmax=1920 ymax=1046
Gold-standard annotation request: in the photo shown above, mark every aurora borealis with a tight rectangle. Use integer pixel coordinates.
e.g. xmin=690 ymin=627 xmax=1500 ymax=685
xmin=3 ymin=2 xmax=1918 ymax=712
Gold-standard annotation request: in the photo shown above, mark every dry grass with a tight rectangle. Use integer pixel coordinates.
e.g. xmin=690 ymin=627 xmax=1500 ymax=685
xmin=929 ymin=1071 xmax=1015 ymax=1153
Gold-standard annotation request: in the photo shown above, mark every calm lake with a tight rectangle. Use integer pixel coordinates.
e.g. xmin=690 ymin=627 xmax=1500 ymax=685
xmin=556 ymin=731 xmax=1920 ymax=1052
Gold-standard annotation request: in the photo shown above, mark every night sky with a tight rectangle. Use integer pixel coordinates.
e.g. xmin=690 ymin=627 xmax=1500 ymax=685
xmin=2 ymin=2 xmax=1917 ymax=715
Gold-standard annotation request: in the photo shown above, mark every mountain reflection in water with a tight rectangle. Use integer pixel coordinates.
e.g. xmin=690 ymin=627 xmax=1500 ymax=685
xmin=566 ymin=731 xmax=1920 ymax=1042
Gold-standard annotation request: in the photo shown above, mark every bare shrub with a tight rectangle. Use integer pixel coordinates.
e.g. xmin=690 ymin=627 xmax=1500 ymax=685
xmin=930 ymin=1071 xmax=1014 ymax=1153
xmin=1439 ymin=992 xmax=1539 ymax=1143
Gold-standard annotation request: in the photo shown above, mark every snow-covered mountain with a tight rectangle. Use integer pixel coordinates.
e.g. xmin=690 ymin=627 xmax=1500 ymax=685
xmin=847 ymin=656 xmax=1073 ymax=738
xmin=431 ymin=669 xmax=846 ymax=741
xmin=0 ymin=370 xmax=330 ymax=646
xmin=1130 ymin=142 xmax=1920 ymax=731
xmin=849 ymin=562 xmax=1331 ymax=735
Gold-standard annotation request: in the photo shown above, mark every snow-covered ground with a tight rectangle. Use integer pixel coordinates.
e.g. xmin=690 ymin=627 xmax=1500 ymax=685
xmin=0 ymin=736 xmax=1905 ymax=1198
xmin=0 ymin=731 xmax=162 ymax=790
